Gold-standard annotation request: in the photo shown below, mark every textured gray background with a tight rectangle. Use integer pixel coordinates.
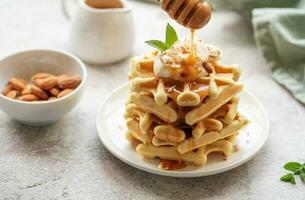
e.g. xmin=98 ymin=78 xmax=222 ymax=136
xmin=0 ymin=0 xmax=304 ymax=199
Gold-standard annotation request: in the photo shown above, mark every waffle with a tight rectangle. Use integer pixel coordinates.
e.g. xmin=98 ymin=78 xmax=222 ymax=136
xmin=124 ymin=39 xmax=249 ymax=169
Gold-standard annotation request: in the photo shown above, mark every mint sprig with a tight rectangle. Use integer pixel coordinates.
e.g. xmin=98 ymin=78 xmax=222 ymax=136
xmin=281 ymin=174 xmax=296 ymax=185
xmin=280 ymin=162 xmax=305 ymax=185
xmin=284 ymin=162 xmax=302 ymax=173
xmin=165 ymin=23 xmax=178 ymax=48
xmin=145 ymin=40 xmax=168 ymax=52
xmin=145 ymin=23 xmax=178 ymax=52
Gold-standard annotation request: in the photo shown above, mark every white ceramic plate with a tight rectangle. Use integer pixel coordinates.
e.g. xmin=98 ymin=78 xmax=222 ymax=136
xmin=96 ymin=83 xmax=269 ymax=177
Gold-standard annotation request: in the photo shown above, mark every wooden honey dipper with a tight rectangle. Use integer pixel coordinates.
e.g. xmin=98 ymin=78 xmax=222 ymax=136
xmin=161 ymin=0 xmax=212 ymax=29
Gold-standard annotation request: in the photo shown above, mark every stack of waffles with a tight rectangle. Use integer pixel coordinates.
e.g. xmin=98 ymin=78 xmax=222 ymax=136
xmin=124 ymin=38 xmax=249 ymax=168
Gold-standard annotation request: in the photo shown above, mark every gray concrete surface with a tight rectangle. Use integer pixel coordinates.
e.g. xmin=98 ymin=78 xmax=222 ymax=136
xmin=0 ymin=0 xmax=304 ymax=199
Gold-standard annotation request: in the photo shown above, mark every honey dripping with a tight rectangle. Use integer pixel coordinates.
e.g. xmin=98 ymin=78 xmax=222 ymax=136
xmin=190 ymin=29 xmax=195 ymax=57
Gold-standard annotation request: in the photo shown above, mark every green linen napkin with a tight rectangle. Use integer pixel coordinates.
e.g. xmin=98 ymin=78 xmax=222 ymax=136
xmin=211 ymin=0 xmax=300 ymax=19
xmin=252 ymin=8 xmax=305 ymax=104
xmin=213 ymin=0 xmax=305 ymax=104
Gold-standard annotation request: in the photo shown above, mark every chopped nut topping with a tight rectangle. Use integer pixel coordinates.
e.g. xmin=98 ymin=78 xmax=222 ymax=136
xmin=203 ymin=62 xmax=213 ymax=74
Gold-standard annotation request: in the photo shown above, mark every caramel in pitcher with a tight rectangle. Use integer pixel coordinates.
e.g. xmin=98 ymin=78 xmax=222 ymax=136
xmin=85 ymin=0 xmax=123 ymax=9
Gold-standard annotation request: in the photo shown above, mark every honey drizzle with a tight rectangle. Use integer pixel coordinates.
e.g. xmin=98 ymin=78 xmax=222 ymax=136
xmin=186 ymin=29 xmax=197 ymax=66
xmin=190 ymin=29 xmax=195 ymax=57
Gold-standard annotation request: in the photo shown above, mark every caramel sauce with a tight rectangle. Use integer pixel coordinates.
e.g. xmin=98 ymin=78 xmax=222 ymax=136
xmin=166 ymin=64 xmax=200 ymax=81
xmin=164 ymin=80 xmax=184 ymax=103
xmin=85 ymin=0 xmax=123 ymax=9
xmin=140 ymin=80 xmax=157 ymax=89
xmin=139 ymin=60 xmax=154 ymax=73
xmin=163 ymin=79 xmax=210 ymax=103
xmin=159 ymin=159 xmax=186 ymax=170
xmin=156 ymin=135 xmax=186 ymax=170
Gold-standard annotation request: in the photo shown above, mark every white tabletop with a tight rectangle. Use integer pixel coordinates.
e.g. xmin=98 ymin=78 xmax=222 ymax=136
xmin=0 ymin=0 xmax=304 ymax=199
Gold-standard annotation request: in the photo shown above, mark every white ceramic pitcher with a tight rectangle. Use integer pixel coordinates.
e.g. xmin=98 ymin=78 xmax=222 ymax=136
xmin=61 ymin=0 xmax=135 ymax=64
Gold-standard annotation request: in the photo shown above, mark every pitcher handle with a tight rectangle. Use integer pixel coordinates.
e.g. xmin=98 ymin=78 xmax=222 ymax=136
xmin=61 ymin=0 xmax=78 ymax=20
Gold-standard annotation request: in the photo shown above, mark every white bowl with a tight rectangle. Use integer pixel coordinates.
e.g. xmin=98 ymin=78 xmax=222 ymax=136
xmin=0 ymin=49 xmax=87 ymax=126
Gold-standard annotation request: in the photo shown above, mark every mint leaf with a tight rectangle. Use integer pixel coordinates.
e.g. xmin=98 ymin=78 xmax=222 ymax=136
xmin=145 ymin=23 xmax=178 ymax=52
xmin=294 ymin=168 xmax=302 ymax=175
xmin=145 ymin=40 xmax=168 ymax=52
xmin=300 ymin=171 xmax=305 ymax=182
xmin=165 ymin=23 xmax=178 ymax=48
xmin=280 ymin=174 xmax=296 ymax=185
xmin=284 ymin=162 xmax=301 ymax=172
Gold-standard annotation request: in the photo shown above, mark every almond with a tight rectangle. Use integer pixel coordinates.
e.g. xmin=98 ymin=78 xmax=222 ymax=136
xmin=56 ymin=75 xmax=68 ymax=85
xmin=9 ymin=78 xmax=26 ymax=91
xmin=49 ymin=88 xmax=61 ymax=97
xmin=48 ymin=96 xmax=57 ymax=101
xmin=57 ymin=74 xmax=68 ymax=81
xmin=32 ymin=79 xmax=40 ymax=87
xmin=31 ymin=85 xmax=48 ymax=100
xmin=6 ymin=90 xmax=19 ymax=99
xmin=19 ymin=79 xmax=27 ymax=85
xmin=2 ymin=84 xmax=13 ymax=95
xmin=18 ymin=94 xmax=39 ymax=101
xmin=21 ymin=85 xmax=32 ymax=95
xmin=58 ymin=75 xmax=81 ymax=89
xmin=38 ymin=76 xmax=58 ymax=90
xmin=57 ymin=89 xmax=74 ymax=98
xmin=31 ymin=73 xmax=53 ymax=81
